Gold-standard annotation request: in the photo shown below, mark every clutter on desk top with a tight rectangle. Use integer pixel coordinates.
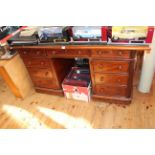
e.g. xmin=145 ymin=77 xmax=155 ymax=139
xmin=6 ymin=26 xmax=155 ymax=45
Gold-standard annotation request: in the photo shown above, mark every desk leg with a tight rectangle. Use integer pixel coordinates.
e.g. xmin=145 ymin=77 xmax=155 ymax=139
xmin=0 ymin=66 xmax=22 ymax=98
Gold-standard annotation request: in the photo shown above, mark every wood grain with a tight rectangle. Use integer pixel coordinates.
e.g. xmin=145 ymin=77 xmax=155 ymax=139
xmin=0 ymin=72 xmax=154 ymax=128
xmin=0 ymin=54 xmax=34 ymax=98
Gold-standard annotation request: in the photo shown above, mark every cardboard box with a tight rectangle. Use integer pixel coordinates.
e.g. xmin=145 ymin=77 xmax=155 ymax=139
xmin=62 ymin=83 xmax=91 ymax=102
xmin=62 ymin=67 xmax=91 ymax=102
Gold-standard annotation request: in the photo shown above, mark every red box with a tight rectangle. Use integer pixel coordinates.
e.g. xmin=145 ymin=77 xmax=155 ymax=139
xmin=62 ymin=67 xmax=91 ymax=102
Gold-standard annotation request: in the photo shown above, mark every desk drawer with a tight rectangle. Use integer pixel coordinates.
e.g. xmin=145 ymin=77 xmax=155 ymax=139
xmin=91 ymin=50 xmax=130 ymax=59
xmin=65 ymin=49 xmax=90 ymax=57
xmin=91 ymin=60 xmax=130 ymax=73
xmin=23 ymin=57 xmax=51 ymax=67
xmin=18 ymin=48 xmax=47 ymax=57
xmin=47 ymin=49 xmax=90 ymax=57
xmin=28 ymin=68 xmax=53 ymax=79
xmin=94 ymin=85 xmax=127 ymax=97
xmin=32 ymin=78 xmax=59 ymax=89
xmin=94 ymin=73 xmax=129 ymax=86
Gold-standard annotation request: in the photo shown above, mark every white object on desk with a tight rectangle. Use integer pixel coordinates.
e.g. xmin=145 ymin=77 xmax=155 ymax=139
xmin=138 ymin=30 xmax=155 ymax=93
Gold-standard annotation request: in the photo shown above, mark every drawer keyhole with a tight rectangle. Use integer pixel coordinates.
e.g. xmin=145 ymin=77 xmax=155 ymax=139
xmin=45 ymin=72 xmax=49 ymax=76
xmin=100 ymin=76 xmax=104 ymax=81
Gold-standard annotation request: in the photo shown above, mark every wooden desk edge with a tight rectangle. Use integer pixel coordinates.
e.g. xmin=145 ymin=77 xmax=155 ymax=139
xmin=12 ymin=45 xmax=151 ymax=52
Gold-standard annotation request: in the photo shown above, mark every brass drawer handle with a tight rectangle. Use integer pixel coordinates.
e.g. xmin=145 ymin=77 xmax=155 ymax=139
xmin=117 ymin=79 xmax=121 ymax=82
xmin=41 ymin=62 xmax=44 ymax=65
xmin=118 ymin=51 xmax=123 ymax=56
xmin=98 ymin=51 xmax=103 ymax=55
xmin=36 ymin=51 xmax=40 ymax=55
xmin=78 ymin=51 xmax=81 ymax=54
xmin=52 ymin=51 xmax=56 ymax=54
xmin=118 ymin=65 xmax=122 ymax=70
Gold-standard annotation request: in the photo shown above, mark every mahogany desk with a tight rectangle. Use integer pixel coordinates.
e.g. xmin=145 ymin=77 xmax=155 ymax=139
xmin=12 ymin=45 xmax=150 ymax=103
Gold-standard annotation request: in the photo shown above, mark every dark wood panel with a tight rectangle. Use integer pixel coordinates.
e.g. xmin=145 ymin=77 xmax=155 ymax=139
xmin=94 ymin=85 xmax=128 ymax=97
xmin=51 ymin=58 xmax=74 ymax=84
xmin=22 ymin=57 xmax=51 ymax=67
xmin=94 ymin=73 xmax=129 ymax=86
xmin=32 ymin=78 xmax=60 ymax=89
xmin=28 ymin=68 xmax=53 ymax=79
xmin=91 ymin=50 xmax=131 ymax=59
xmin=91 ymin=60 xmax=130 ymax=73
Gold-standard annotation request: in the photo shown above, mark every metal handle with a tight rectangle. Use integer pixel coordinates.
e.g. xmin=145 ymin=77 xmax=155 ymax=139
xmin=118 ymin=65 xmax=122 ymax=70
xmin=41 ymin=62 xmax=44 ymax=65
xmin=118 ymin=51 xmax=122 ymax=56
xmin=36 ymin=51 xmax=40 ymax=55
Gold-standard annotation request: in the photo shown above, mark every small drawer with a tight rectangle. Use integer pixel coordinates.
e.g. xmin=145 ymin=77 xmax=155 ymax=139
xmin=47 ymin=49 xmax=66 ymax=57
xmin=32 ymin=78 xmax=59 ymax=89
xmin=94 ymin=85 xmax=127 ymax=97
xmin=47 ymin=49 xmax=90 ymax=57
xmin=91 ymin=50 xmax=131 ymax=59
xmin=91 ymin=60 xmax=130 ymax=73
xmin=28 ymin=68 xmax=53 ymax=79
xmin=65 ymin=49 xmax=90 ymax=57
xmin=18 ymin=48 xmax=46 ymax=57
xmin=94 ymin=73 xmax=129 ymax=86
xmin=22 ymin=57 xmax=51 ymax=67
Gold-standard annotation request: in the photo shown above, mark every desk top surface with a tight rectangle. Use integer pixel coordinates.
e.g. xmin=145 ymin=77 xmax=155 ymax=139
xmin=12 ymin=44 xmax=151 ymax=51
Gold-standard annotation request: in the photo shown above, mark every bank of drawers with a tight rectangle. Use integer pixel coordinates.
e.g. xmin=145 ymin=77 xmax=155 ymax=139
xmin=90 ymin=54 xmax=133 ymax=98
xmin=17 ymin=48 xmax=60 ymax=89
xmin=27 ymin=68 xmax=59 ymax=89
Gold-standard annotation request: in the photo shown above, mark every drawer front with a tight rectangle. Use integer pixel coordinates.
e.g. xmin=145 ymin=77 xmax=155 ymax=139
xmin=28 ymin=68 xmax=53 ymax=79
xmin=94 ymin=73 xmax=129 ymax=86
xmin=22 ymin=57 xmax=51 ymax=67
xmin=47 ymin=49 xmax=66 ymax=57
xmin=47 ymin=49 xmax=90 ymax=57
xmin=91 ymin=50 xmax=130 ymax=59
xmin=91 ymin=60 xmax=130 ymax=73
xmin=18 ymin=48 xmax=47 ymax=57
xmin=32 ymin=78 xmax=59 ymax=89
xmin=65 ymin=49 xmax=90 ymax=57
xmin=94 ymin=85 xmax=127 ymax=97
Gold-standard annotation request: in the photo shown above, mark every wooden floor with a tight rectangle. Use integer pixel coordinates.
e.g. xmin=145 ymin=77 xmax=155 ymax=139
xmin=0 ymin=73 xmax=155 ymax=129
